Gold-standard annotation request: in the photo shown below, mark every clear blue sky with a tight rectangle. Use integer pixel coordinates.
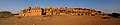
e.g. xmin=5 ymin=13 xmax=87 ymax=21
xmin=0 ymin=0 xmax=120 ymax=13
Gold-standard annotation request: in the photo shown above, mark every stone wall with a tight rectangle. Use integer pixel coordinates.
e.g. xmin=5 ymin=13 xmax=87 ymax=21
xmin=43 ymin=8 xmax=104 ymax=16
xmin=19 ymin=7 xmax=104 ymax=16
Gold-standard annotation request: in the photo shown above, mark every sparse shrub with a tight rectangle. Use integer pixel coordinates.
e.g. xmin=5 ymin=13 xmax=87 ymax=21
xmin=0 ymin=11 xmax=14 ymax=18
xmin=111 ymin=13 xmax=120 ymax=18
xmin=102 ymin=17 xmax=110 ymax=19
xmin=106 ymin=13 xmax=120 ymax=18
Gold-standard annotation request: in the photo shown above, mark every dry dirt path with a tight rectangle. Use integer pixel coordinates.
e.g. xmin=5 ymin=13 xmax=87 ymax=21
xmin=0 ymin=17 xmax=16 ymax=25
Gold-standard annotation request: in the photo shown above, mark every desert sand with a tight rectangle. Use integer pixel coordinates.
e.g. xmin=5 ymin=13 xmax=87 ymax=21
xmin=0 ymin=15 xmax=120 ymax=25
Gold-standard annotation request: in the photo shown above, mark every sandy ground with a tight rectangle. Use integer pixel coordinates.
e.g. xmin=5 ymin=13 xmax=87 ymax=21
xmin=0 ymin=15 xmax=120 ymax=25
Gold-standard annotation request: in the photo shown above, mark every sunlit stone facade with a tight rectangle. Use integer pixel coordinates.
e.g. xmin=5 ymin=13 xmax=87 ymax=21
xmin=19 ymin=7 xmax=43 ymax=16
xmin=19 ymin=7 xmax=104 ymax=16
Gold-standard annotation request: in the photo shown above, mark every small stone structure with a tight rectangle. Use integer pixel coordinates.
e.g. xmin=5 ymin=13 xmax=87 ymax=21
xmin=19 ymin=7 xmax=43 ymax=16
